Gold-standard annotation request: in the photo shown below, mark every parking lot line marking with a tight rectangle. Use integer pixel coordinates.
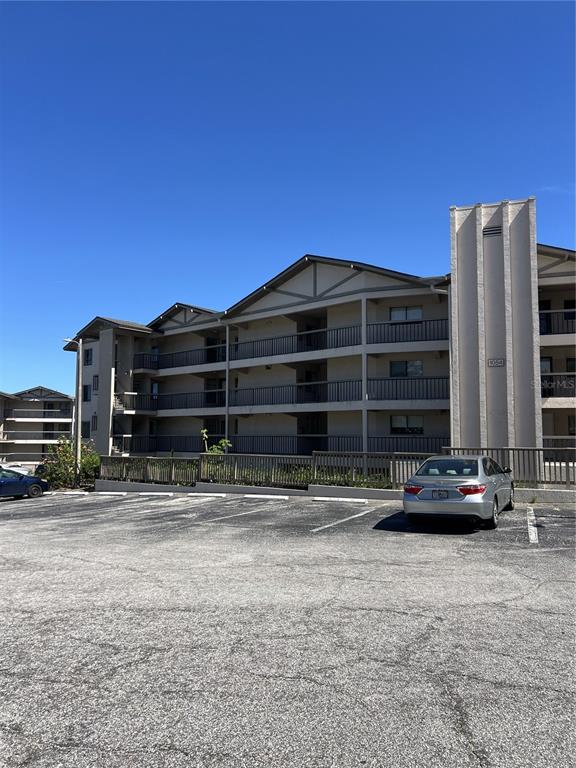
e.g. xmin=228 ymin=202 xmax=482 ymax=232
xmin=311 ymin=508 xmax=373 ymax=533
xmin=203 ymin=509 xmax=265 ymax=522
xmin=95 ymin=492 xmax=127 ymax=496
xmin=243 ymin=494 xmax=289 ymax=500
xmin=527 ymin=507 xmax=539 ymax=544
xmin=137 ymin=492 xmax=174 ymax=496
xmin=189 ymin=492 xmax=227 ymax=498
xmin=312 ymin=497 xmax=367 ymax=504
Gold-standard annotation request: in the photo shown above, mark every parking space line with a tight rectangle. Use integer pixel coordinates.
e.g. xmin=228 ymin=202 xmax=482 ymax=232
xmin=202 ymin=509 xmax=265 ymax=523
xmin=137 ymin=492 xmax=174 ymax=496
xmin=312 ymin=497 xmax=367 ymax=504
xmin=527 ymin=507 xmax=539 ymax=544
xmin=243 ymin=494 xmax=289 ymax=500
xmin=311 ymin=508 xmax=373 ymax=533
xmin=95 ymin=492 xmax=127 ymax=496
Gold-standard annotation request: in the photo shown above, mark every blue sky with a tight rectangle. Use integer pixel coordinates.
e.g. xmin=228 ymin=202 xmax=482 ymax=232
xmin=0 ymin=1 xmax=574 ymax=395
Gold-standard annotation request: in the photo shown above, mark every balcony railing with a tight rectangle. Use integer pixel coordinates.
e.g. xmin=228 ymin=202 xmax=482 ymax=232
xmin=113 ymin=434 xmax=223 ymax=454
xmin=230 ymin=325 xmax=362 ymax=362
xmin=114 ymin=390 xmax=226 ymax=411
xmin=541 ymin=374 xmax=576 ymax=398
xmin=368 ymin=377 xmax=449 ymax=400
xmin=133 ymin=345 xmax=226 ymax=370
xmin=111 ymin=434 xmax=446 ymax=456
xmin=0 ymin=431 xmax=70 ymax=441
xmin=114 ymin=377 xmax=450 ymax=412
xmin=230 ymin=379 xmax=363 ymax=407
xmin=539 ymin=310 xmax=576 ymax=335
xmin=367 ymin=318 xmax=449 ymax=344
xmin=4 ymin=409 xmax=72 ymax=419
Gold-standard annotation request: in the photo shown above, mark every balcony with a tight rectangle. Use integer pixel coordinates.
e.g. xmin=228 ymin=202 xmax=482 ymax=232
xmin=539 ymin=311 xmax=576 ymax=336
xmin=541 ymin=374 xmax=576 ymax=398
xmin=367 ymin=318 xmax=449 ymax=344
xmin=0 ymin=430 xmax=70 ymax=443
xmin=368 ymin=377 xmax=449 ymax=400
xmin=114 ymin=390 xmax=226 ymax=412
xmin=230 ymin=325 xmax=362 ymax=362
xmin=111 ymin=433 xmax=447 ymax=456
xmin=230 ymin=377 xmax=449 ymax=407
xmin=230 ymin=379 xmax=363 ymax=407
xmin=4 ymin=409 xmax=72 ymax=420
xmin=133 ymin=345 xmax=226 ymax=370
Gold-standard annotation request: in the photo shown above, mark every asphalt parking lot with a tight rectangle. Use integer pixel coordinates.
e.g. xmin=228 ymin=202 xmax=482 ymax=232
xmin=0 ymin=491 xmax=574 ymax=768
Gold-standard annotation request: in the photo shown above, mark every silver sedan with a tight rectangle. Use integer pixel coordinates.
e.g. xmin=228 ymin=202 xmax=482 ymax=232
xmin=403 ymin=455 xmax=514 ymax=528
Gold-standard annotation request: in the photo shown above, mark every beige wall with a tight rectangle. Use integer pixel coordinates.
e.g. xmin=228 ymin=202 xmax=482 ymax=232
xmin=367 ymin=294 xmax=448 ymax=323
xmin=327 ymin=412 xmax=362 ymax=435
xmin=327 ymin=356 xmax=361 ymax=380
xmin=369 ymin=411 xmax=450 ymax=436
xmin=368 ymin=352 xmax=449 ymax=378
xmin=232 ymin=365 xmax=296 ymax=389
xmin=233 ymin=413 xmax=296 ymax=435
xmin=326 ymin=302 xmax=360 ymax=328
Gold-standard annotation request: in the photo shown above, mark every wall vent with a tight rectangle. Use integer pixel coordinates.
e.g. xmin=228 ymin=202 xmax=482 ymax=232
xmin=483 ymin=225 xmax=502 ymax=237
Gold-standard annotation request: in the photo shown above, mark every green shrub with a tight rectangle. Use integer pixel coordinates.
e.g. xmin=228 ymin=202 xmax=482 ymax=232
xmin=40 ymin=437 xmax=101 ymax=489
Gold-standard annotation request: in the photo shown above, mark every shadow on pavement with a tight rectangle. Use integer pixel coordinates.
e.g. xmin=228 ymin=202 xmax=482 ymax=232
xmin=373 ymin=511 xmax=479 ymax=536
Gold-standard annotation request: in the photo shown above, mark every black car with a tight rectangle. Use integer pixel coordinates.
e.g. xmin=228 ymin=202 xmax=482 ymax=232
xmin=0 ymin=468 xmax=48 ymax=498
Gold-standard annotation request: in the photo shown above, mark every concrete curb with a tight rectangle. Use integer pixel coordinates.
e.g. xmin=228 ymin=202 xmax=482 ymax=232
xmin=94 ymin=479 xmax=576 ymax=505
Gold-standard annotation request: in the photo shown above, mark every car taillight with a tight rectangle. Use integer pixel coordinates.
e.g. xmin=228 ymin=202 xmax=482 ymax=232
xmin=457 ymin=485 xmax=487 ymax=496
xmin=404 ymin=484 xmax=423 ymax=495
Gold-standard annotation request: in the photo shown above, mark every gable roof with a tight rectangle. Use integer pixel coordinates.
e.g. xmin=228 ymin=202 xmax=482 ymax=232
xmin=537 ymin=243 xmax=575 ymax=260
xmin=13 ymin=386 xmax=73 ymax=400
xmin=148 ymin=302 xmax=221 ymax=330
xmin=0 ymin=391 xmax=17 ymax=400
xmin=64 ymin=316 xmax=153 ymax=350
xmin=224 ymin=254 xmax=438 ymax=317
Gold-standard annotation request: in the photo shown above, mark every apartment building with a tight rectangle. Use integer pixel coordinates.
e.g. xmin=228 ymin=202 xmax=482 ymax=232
xmin=0 ymin=387 xmax=73 ymax=463
xmin=64 ymin=198 xmax=575 ymax=457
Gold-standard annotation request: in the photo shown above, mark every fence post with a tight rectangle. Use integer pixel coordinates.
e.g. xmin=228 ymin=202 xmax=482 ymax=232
xmin=391 ymin=455 xmax=397 ymax=489
xmin=171 ymin=459 xmax=176 ymax=484
xmin=143 ymin=458 xmax=149 ymax=483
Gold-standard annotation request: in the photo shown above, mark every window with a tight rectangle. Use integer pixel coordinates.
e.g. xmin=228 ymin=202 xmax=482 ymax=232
xmin=83 ymin=348 xmax=93 ymax=366
xmin=569 ymin=414 xmax=576 ymax=436
xmin=390 ymin=306 xmax=423 ymax=322
xmin=564 ymin=299 xmax=575 ymax=321
xmin=567 ymin=358 xmax=575 ymax=373
xmin=81 ymin=421 xmax=90 ymax=439
xmin=92 ymin=375 xmax=99 ymax=392
xmin=390 ymin=360 xmax=423 ymax=378
xmin=540 ymin=358 xmax=553 ymax=374
xmin=91 ymin=413 xmax=98 ymax=432
xmin=390 ymin=415 xmax=424 ymax=434
xmin=82 ymin=385 xmax=91 ymax=402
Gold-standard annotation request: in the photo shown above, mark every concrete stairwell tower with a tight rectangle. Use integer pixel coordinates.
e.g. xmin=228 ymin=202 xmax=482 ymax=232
xmin=449 ymin=198 xmax=542 ymax=448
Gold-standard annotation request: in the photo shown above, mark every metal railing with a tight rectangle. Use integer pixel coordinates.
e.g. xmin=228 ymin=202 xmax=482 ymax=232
xmin=230 ymin=379 xmax=363 ymax=406
xmin=367 ymin=318 xmax=449 ymax=344
xmin=540 ymin=374 xmax=576 ymax=398
xmin=111 ymin=434 xmax=447 ymax=456
xmin=101 ymin=446 xmax=576 ymax=489
xmin=4 ymin=409 xmax=72 ymax=419
xmin=134 ymin=345 xmax=226 ymax=370
xmin=446 ymin=447 xmax=575 ymax=487
xmin=112 ymin=434 xmax=224 ymax=454
xmin=230 ymin=325 xmax=362 ymax=361
xmin=367 ymin=435 xmax=446 ymax=453
xmin=0 ymin=431 xmax=71 ymax=441
xmin=114 ymin=391 xmax=226 ymax=411
xmin=539 ymin=310 xmax=576 ymax=335
xmin=368 ymin=377 xmax=449 ymax=400
xmin=543 ymin=436 xmax=576 ymax=449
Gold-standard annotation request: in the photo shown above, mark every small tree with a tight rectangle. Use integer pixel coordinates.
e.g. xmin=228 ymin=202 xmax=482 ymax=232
xmin=200 ymin=429 xmax=232 ymax=454
xmin=41 ymin=437 xmax=101 ymax=488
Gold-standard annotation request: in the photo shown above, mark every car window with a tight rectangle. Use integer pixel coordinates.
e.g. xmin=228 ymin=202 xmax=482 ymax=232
xmin=491 ymin=459 xmax=504 ymax=475
xmin=416 ymin=459 xmax=479 ymax=477
xmin=482 ymin=458 xmax=493 ymax=476
xmin=0 ymin=469 xmax=21 ymax=480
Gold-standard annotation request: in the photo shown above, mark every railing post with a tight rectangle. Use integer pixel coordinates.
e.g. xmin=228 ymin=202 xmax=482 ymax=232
xmin=391 ymin=455 xmax=396 ymax=489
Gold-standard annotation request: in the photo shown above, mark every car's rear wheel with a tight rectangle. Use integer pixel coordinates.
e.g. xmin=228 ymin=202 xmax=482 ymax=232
xmin=503 ymin=486 xmax=514 ymax=511
xmin=27 ymin=484 xmax=43 ymax=498
xmin=485 ymin=498 xmax=499 ymax=529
